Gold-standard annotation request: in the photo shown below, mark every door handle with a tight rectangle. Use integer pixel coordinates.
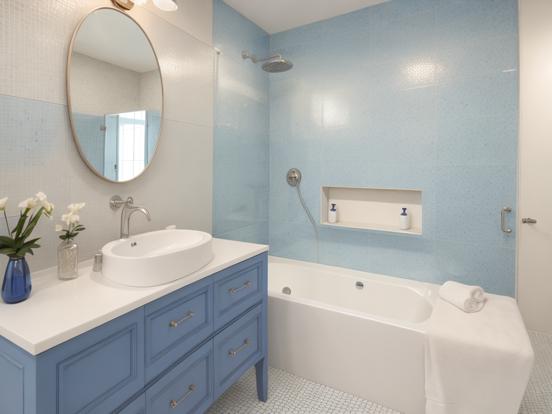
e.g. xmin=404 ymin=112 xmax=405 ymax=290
xmin=501 ymin=207 xmax=512 ymax=234
xmin=522 ymin=218 xmax=537 ymax=224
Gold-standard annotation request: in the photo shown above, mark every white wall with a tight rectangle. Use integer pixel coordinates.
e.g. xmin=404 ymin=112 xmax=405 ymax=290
xmin=140 ymin=70 xmax=163 ymax=112
xmin=71 ymin=52 xmax=141 ymax=116
xmin=71 ymin=53 xmax=162 ymax=115
xmin=0 ymin=0 xmax=214 ymax=271
xmin=518 ymin=0 xmax=552 ymax=332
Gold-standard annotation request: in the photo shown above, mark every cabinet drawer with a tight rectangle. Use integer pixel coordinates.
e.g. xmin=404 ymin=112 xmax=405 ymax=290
xmin=145 ymin=278 xmax=213 ymax=381
xmin=214 ymin=304 xmax=264 ymax=398
xmin=214 ymin=254 xmax=267 ymax=329
xmin=146 ymin=341 xmax=214 ymax=414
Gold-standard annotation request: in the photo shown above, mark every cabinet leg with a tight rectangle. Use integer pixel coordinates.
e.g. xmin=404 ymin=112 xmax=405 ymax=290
xmin=255 ymin=357 xmax=268 ymax=402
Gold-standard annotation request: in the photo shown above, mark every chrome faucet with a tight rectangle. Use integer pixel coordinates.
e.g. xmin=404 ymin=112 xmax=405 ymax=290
xmin=110 ymin=196 xmax=151 ymax=239
xmin=122 ymin=206 xmax=151 ymax=239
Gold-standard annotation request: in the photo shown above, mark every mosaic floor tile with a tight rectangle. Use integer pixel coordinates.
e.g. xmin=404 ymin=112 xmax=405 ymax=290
xmin=519 ymin=331 xmax=552 ymax=414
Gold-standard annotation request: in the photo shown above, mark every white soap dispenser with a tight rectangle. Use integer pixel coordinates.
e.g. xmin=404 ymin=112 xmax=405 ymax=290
xmin=328 ymin=203 xmax=338 ymax=224
xmin=399 ymin=207 xmax=411 ymax=230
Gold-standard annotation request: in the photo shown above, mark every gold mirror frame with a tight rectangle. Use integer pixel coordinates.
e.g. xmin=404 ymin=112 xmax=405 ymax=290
xmin=66 ymin=7 xmax=165 ymax=183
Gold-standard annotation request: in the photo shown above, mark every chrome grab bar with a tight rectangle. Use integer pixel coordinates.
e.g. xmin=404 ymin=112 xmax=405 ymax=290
xmin=228 ymin=281 xmax=252 ymax=295
xmin=170 ymin=384 xmax=196 ymax=409
xmin=169 ymin=311 xmax=194 ymax=328
xmin=501 ymin=207 xmax=512 ymax=234
xmin=228 ymin=339 xmax=250 ymax=358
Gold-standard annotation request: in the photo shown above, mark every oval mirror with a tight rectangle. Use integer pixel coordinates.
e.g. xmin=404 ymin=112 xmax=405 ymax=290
xmin=67 ymin=8 xmax=163 ymax=182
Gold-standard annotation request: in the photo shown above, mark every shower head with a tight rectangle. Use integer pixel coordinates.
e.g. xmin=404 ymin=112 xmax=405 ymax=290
xmin=287 ymin=168 xmax=302 ymax=187
xmin=242 ymin=51 xmax=293 ymax=73
xmin=262 ymin=56 xmax=293 ymax=73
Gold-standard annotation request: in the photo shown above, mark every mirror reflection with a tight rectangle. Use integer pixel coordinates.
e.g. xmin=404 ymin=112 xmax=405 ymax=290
xmin=68 ymin=8 xmax=163 ymax=182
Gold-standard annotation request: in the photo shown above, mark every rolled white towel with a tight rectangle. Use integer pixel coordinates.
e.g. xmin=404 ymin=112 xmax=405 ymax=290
xmin=439 ymin=281 xmax=487 ymax=313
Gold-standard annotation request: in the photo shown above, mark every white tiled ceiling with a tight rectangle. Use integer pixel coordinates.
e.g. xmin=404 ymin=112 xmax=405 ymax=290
xmin=222 ymin=0 xmax=388 ymax=34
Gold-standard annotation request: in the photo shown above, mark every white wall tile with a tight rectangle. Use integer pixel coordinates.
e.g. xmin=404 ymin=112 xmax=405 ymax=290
xmin=0 ymin=0 xmax=214 ymax=272
xmin=0 ymin=0 xmax=105 ymax=104
xmin=134 ymin=7 xmax=215 ymax=126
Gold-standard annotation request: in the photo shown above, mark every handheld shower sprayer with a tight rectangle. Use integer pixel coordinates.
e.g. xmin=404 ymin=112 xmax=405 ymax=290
xmin=286 ymin=168 xmax=319 ymax=262
xmin=286 ymin=168 xmax=302 ymax=187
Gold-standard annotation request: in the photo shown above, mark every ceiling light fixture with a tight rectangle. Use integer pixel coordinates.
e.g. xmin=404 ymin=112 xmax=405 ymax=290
xmin=111 ymin=0 xmax=178 ymax=12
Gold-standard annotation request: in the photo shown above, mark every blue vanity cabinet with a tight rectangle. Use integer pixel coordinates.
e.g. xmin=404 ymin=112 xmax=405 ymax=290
xmin=0 ymin=335 xmax=38 ymax=414
xmin=118 ymin=395 xmax=146 ymax=414
xmin=214 ymin=255 xmax=266 ymax=330
xmin=214 ymin=304 xmax=264 ymax=399
xmin=0 ymin=252 xmax=268 ymax=414
xmin=0 ymin=307 xmax=146 ymax=414
xmin=146 ymin=340 xmax=214 ymax=414
xmin=144 ymin=277 xmax=213 ymax=382
xmin=38 ymin=308 xmax=145 ymax=414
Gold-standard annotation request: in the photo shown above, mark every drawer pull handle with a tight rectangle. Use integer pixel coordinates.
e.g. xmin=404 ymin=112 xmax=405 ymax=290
xmin=169 ymin=311 xmax=194 ymax=328
xmin=228 ymin=338 xmax=250 ymax=357
xmin=228 ymin=281 xmax=252 ymax=294
xmin=169 ymin=384 xmax=196 ymax=409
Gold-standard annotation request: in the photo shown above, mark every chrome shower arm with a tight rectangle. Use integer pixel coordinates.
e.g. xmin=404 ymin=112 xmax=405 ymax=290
xmin=241 ymin=51 xmax=282 ymax=63
xmin=242 ymin=50 xmax=293 ymax=73
xmin=255 ymin=54 xmax=283 ymax=63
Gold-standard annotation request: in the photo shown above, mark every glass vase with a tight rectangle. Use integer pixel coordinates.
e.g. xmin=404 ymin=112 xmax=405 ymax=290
xmin=2 ymin=256 xmax=32 ymax=304
xmin=57 ymin=239 xmax=79 ymax=280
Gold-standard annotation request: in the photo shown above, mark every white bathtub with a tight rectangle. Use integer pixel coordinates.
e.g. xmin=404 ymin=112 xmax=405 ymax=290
xmin=268 ymin=256 xmax=438 ymax=414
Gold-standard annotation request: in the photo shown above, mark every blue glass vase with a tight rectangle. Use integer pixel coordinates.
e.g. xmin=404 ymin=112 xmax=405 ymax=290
xmin=2 ymin=257 xmax=32 ymax=304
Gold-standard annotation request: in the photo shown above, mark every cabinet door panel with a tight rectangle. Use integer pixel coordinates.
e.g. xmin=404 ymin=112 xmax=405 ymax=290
xmin=37 ymin=308 xmax=145 ymax=414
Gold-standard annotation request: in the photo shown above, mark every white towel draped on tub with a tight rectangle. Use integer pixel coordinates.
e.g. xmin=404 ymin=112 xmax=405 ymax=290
xmin=425 ymin=294 xmax=534 ymax=414
xmin=439 ymin=281 xmax=486 ymax=313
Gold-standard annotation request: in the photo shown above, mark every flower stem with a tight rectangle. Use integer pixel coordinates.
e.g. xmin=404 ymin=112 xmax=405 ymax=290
xmin=3 ymin=210 xmax=10 ymax=234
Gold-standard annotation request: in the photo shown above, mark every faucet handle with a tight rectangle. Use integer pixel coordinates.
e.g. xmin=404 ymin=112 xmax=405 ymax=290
xmin=110 ymin=195 xmax=134 ymax=210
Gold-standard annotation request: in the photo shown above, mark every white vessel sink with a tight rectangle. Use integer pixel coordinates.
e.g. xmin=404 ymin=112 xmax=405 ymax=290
xmin=101 ymin=229 xmax=214 ymax=287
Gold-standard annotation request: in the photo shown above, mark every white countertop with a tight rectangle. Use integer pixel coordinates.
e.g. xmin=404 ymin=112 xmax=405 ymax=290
xmin=0 ymin=238 xmax=268 ymax=356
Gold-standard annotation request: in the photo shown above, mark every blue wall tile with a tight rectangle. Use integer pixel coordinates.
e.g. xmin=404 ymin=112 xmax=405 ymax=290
xmin=214 ymin=0 xmax=518 ymax=295
xmin=268 ymin=0 xmax=518 ymax=295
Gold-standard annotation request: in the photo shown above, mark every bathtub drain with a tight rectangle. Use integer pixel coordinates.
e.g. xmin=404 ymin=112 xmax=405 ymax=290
xmin=356 ymin=281 xmax=364 ymax=289
xmin=282 ymin=286 xmax=292 ymax=295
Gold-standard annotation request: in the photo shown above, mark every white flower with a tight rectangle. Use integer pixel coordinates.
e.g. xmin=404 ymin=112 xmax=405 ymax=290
xmin=46 ymin=202 xmax=55 ymax=218
xmin=35 ymin=192 xmax=47 ymax=202
xmin=0 ymin=197 xmax=7 ymax=211
xmin=35 ymin=192 xmax=54 ymax=216
xmin=55 ymin=224 xmax=63 ymax=232
xmin=67 ymin=202 xmax=86 ymax=214
xmin=61 ymin=212 xmax=80 ymax=226
xmin=41 ymin=200 xmax=54 ymax=216
xmin=61 ymin=213 xmax=72 ymax=226
xmin=18 ymin=197 xmax=38 ymax=210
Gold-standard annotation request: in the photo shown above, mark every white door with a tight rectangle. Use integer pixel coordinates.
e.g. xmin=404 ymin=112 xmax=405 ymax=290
xmin=518 ymin=0 xmax=552 ymax=334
